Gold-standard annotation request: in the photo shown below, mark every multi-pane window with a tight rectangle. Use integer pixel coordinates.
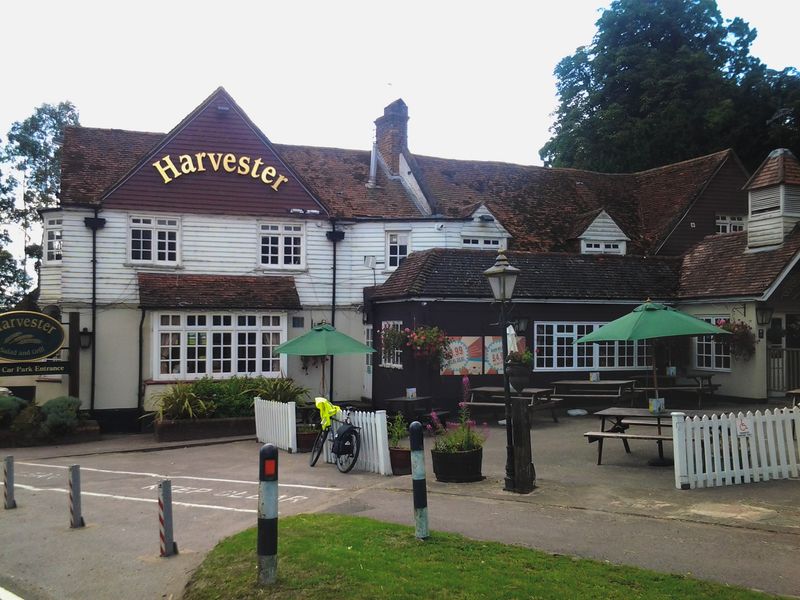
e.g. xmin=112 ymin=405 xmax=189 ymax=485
xmin=534 ymin=321 xmax=649 ymax=370
xmin=462 ymin=237 xmax=501 ymax=249
xmin=131 ymin=216 xmax=179 ymax=264
xmin=386 ymin=232 xmax=409 ymax=269
xmin=582 ymin=240 xmax=624 ymax=255
xmin=154 ymin=312 xmax=285 ymax=379
xmin=381 ymin=321 xmax=403 ymax=368
xmin=695 ymin=317 xmax=731 ymax=370
xmin=45 ymin=218 xmax=63 ymax=262
xmin=260 ymin=224 xmax=304 ymax=268
xmin=365 ymin=325 xmax=373 ymax=369
xmin=715 ymin=215 xmax=746 ymax=234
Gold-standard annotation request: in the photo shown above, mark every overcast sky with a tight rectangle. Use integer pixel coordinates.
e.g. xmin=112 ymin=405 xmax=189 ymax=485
xmin=2 ymin=0 xmax=797 ymax=171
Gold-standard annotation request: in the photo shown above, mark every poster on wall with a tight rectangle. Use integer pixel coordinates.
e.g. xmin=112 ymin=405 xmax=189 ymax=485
xmin=440 ymin=336 xmax=483 ymax=375
xmin=484 ymin=336 xmax=504 ymax=374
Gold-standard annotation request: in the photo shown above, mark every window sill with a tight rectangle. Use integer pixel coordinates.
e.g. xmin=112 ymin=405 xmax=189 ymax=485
xmin=258 ymin=266 xmax=308 ymax=274
xmin=379 ymin=363 xmax=403 ymax=370
xmin=126 ymin=262 xmax=184 ymax=271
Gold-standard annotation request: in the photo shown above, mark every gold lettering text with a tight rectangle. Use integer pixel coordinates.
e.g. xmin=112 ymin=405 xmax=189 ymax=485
xmin=271 ymin=174 xmax=289 ymax=191
xmin=152 ymin=155 xmax=181 ymax=183
xmin=260 ymin=165 xmax=276 ymax=184
xmin=194 ymin=152 xmax=207 ymax=172
xmin=208 ymin=153 xmax=223 ymax=171
xmin=223 ymin=153 xmax=236 ymax=173
xmin=237 ymin=156 xmax=251 ymax=175
xmin=250 ymin=158 xmax=264 ymax=179
xmin=179 ymin=154 xmax=197 ymax=174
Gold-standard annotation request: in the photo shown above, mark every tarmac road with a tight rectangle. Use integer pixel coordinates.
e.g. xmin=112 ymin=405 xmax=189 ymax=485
xmin=1 ymin=409 xmax=799 ymax=599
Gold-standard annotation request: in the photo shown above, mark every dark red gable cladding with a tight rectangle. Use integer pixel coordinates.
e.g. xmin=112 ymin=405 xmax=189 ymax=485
xmin=138 ymin=273 xmax=301 ymax=310
xmin=103 ymin=88 xmax=327 ymax=218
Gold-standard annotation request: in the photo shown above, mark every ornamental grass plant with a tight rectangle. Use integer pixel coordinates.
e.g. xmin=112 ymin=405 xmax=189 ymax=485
xmin=428 ymin=402 xmax=486 ymax=453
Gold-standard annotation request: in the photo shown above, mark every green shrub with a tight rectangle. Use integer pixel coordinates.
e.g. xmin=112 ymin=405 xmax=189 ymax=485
xmin=11 ymin=403 xmax=44 ymax=438
xmin=154 ymin=383 xmax=214 ymax=421
xmin=186 ymin=376 xmax=310 ymax=418
xmin=40 ymin=396 xmax=82 ymax=436
xmin=254 ymin=377 xmax=310 ymax=405
xmin=387 ymin=412 xmax=409 ymax=448
xmin=0 ymin=396 xmax=26 ymax=429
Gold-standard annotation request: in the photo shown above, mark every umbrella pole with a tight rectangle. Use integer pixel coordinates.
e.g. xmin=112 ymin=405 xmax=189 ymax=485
xmin=651 ymin=340 xmax=659 ymax=398
xmin=321 ymin=359 xmax=327 ymax=398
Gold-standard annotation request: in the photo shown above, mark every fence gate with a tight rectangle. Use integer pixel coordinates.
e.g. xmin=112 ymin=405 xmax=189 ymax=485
xmin=673 ymin=408 xmax=800 ymax=489
xmin=767 ymin=347 xmax=800 ymax=395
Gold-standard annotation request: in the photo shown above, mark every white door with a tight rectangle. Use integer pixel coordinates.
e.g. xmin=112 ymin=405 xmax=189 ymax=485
xmin=362 ymin=325 xmax=373 ymax=399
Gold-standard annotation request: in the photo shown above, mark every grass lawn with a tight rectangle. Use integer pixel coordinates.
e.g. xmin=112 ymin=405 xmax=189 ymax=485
xmin=183 ymin=514 xmax=783 ymax=600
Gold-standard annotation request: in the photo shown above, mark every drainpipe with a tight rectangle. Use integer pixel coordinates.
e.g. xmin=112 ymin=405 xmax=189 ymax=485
xmin=326 ymin=220 xmax=345 ymax=400
xmin=137 ymin=308 xmax=146 ymax=420
xmin=83 ymin=210 xmax=106 ymax=414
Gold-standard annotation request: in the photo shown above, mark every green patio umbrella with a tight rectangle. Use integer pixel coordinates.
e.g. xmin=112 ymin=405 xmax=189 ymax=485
xmin=275 ymin=323 xmax=375 ymax=397
xmin=575 ymin=301 xmax=729 ymax=399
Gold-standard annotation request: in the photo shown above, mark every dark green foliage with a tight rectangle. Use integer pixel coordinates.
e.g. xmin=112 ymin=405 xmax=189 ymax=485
xmin=154 ymin=383 xmax=214 ymax=421
xmin=541 ymin=0 xmax=800 ymax=172
xmin=0 ymin=395 xmax=26 ymax=429
xmin=10 ymin=403 xmax=43 ymax=437
xmin=0 ymin=230 xmax=30 ymax=309
xmin=40 ymin=396 xmax=81 ymax=436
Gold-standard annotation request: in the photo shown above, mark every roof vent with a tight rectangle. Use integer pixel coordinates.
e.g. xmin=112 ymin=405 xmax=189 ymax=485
xmin=217 ymin=104 xmax=230 ymax=112
xmin=478 ymin=215 xmax=495 ymax=222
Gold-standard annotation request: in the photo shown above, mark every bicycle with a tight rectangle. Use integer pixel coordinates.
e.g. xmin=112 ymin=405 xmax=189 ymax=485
xmin=308 ymin=397 xmax=361 ymax=473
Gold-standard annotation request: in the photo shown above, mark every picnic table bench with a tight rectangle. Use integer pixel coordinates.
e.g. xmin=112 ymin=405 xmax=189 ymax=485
xmin=551 ymin=380 xmax=637 ymax=406
xmin=465 ymin=387 xmax=560 ymax=423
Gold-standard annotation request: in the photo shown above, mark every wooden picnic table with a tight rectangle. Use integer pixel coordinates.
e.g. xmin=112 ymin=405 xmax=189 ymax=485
xmin=466 ymin=387 xmax=561 ymax=422
xmin=551 ymin=379 xmax=637 ymax=406
xmin=383 ymin=395 xmax=433 ymax=422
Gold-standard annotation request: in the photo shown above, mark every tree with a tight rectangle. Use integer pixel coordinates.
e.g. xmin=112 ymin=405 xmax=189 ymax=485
xmin=0 ymin=101 xmax=79 ymax=226
xmin=540 ymin=0 xmax=800 ymax=173
xmin=0 ymin=230 xmax=31 ymax=309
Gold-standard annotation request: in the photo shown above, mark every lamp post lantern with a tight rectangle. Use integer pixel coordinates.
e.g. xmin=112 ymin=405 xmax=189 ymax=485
xmin=484 ymin=252 xmax=534 ymax=493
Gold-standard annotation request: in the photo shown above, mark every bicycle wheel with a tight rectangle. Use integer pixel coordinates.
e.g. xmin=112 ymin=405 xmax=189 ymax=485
xmin=309 ymin=428 xmax=328 ymax=467
xmin=335 ymin=429 xmax=361 ymax=473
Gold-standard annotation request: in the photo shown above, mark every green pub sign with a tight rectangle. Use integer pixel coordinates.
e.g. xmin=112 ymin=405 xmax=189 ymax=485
xmin=0 ymin=311 xmax=65 ymax=362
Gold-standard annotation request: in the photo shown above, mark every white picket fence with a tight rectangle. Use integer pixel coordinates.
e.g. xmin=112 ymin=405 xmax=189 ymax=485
xmin=253 ymin=398 xmax=391 ymax=475
xmin=322 ymin=409 xmax=392 ymax=476
xmin=672 ymin=407 xmax=800 ymax=489
xmin=254 ymin=398 xmax=298 ymax=453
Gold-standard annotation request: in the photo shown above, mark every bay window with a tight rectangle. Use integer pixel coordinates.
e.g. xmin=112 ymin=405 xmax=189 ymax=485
xmin=534 ymin=321 xmax=649 ymax=371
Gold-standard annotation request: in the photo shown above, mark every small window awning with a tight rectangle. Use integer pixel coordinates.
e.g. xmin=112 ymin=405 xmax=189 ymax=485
xmin=137 ymin=273 xmax=301 ymax=310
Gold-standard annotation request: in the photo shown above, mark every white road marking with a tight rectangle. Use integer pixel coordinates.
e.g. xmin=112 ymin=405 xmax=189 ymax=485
xmin=17 ymin=462 xmax=341 ymax=491
xmin=0 ymin=585 xmax=25 ymax=600
xmin=3 ymin=482 xmax=308 ymax=513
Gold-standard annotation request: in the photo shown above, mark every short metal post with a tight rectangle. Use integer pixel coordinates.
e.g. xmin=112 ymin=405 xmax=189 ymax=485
xmin=258 ymin=443 xmax=278 ymax=586
xmin=4 ymin=456 xmax=17 ymax=509
xmin=68 ymin=464 xmax=85 ymax=528
xmin=158 ymin=480 xmax=178 ymax=557
xmin=672 ymin=413 xmax=691 ymax=490
xmin=409 ymin=421 xmax=429 ymax=540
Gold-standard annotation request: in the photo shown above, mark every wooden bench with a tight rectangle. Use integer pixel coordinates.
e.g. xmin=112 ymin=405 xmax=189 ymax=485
xmin=635 ymin=385 xmax=720 ymax=409
xmin=466 ymin=395 xmax=562 ymax=423
xmin=584 ymin=430 xmax=672 ymax=465
xmin=620 ymin=418 xmax=673 ymax=428
xmin=551 ymin=380 xmax=637 ymax=407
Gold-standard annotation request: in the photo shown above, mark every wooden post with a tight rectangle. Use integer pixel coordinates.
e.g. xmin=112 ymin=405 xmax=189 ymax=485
xmin=672 ymin=412 xmax=690 ymax=490
xmin=68 ymin=313 xmax=80 ymax=399
xmin=511 ymin=396 xmax=534 ymax=493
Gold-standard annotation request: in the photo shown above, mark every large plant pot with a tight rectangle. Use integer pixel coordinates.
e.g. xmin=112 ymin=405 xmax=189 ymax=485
xmin=431 ymin=448 xmax=483 ymax=482
xmin=506 ymin=364 xmax=530 ymax=393
xmin=296 ymin=429 xmax=318 ymax=453
xmin=389 ymin=447 xmax=412 ymax=475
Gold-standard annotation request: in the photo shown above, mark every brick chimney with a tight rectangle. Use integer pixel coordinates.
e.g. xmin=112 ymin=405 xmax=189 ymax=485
xmin=375 ymin=99 xmax=408 ymax=175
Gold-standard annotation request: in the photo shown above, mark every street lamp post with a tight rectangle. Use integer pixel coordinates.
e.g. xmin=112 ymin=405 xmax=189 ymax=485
xmin=483 ymin=252 xmax=523 ymax=492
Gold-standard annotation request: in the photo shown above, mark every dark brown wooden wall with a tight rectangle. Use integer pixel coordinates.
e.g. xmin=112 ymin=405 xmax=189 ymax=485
xmin=658 ymin=158 xmax=749 ymax=256
xmin=104 ymin=92 xmax=325 ymax=217
xmin=371 ymin=300 xmax=646 ymax=407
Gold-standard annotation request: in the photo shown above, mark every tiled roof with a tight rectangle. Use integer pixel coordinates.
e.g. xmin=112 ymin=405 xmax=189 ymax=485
xmin=137 ymin=273 xmax=301 ymax=310
xmin=744 ymin=148 xmax=800 ymax=190
xmin=678 ymin=229 xmax=800 ymax=299
xmin=60 ymin=127 xmax=163 ymax=205
xmin=58 ymin=120 xmax=734 ymax=254
xmin=371 ymin=249 xmax=680 ymax=301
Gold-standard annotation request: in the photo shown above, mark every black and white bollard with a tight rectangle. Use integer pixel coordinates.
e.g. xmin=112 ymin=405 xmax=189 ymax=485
xmin=409 ymin=421 xmax=429 ymax=540
xmin=4 ymin=456 xmax=16 ymax=509
xmin=158 ymin=479 xmax=179 ymax=557
xmin=258 ymin=443 xmax=278 ymax=586
xmin=68 ymin=464 xmax=85 ymax=528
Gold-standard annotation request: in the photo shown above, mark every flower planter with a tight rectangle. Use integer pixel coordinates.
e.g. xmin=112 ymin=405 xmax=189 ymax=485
xmin=153 ymin=416 xmax=255 ymax=442
xmin=389 ymin=447 xmax=412 ymax=475
xmin=431 ymin=447 xmax=483 ymax=482
xmin=296 ymin=429 xmax=318 ymax=453
xmin=0 ymin=420 xmax=101 ymax=447
xmin=506 ymin=364 xmax=530 ymax=393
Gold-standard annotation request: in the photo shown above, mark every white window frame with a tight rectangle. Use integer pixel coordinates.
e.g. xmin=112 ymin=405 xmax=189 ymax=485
xmin=386 ymin=231 xmax=410 ymax=271
xmin=44 ymin=217 xmax=63 ymax=263
xmin=380 ymin=320 xmax=403 ymax=369
xmin=461 ymin=236 xmax=501 ymax=249
xmin=533 ymin=321 xmax=650 ymax=371
xmin=152 ymin=312 xmax=286 ymax=380
xmin=694 ymin=316 xmax=731 ymax=371
xmin=715 ymin=214 xmax=746 ymax=234
xmin=129 ymin=215 xmax=181 ymax=266
xmin=259 ymin=222 xmax=306 ymax=270
xmin=581 ymin=240 xmax=625 ymax=255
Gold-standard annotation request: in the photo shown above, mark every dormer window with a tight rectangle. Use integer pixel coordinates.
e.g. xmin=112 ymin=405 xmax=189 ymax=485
xmin=462 ymin=237 xmax=501 ymax=249
xmin=581 ymin=240 xmax=624 ymax=255
xmin=716 ymin=215 xmax=746 ymax=234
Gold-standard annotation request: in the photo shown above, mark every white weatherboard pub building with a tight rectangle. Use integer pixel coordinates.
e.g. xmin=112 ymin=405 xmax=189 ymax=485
xmin=26 ymin=87 xmax=800 ymax=430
